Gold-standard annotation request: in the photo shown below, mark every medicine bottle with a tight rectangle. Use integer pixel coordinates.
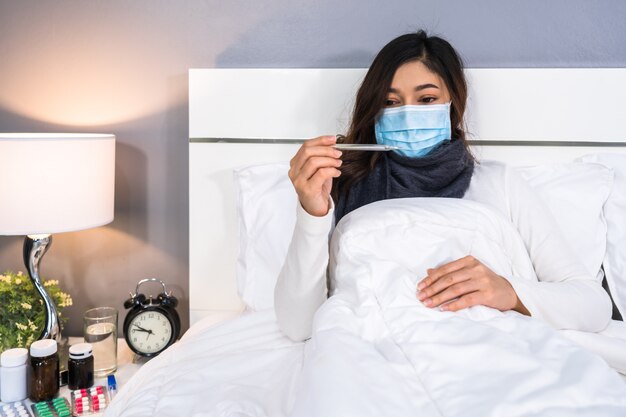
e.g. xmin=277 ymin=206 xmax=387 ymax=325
xmin=68 ymin=343 xmax=94 ymax=390
xmin=29 ymin=339 xmax=59 ymax=402
xmin=0 ymin=348 xmax=29 ymax=402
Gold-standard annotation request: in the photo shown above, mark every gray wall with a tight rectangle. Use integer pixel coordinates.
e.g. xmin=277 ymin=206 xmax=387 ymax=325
xmin=1 ymin=0 xmax=625 ymax=337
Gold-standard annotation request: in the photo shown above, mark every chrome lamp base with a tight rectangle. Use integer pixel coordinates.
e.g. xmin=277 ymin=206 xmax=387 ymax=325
xmin=23 ymin=234 xmax=61 ymax=341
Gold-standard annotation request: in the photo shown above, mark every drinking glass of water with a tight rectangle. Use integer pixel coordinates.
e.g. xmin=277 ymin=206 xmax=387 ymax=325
xmin=83 ymin=307 xmax=118 ymax=377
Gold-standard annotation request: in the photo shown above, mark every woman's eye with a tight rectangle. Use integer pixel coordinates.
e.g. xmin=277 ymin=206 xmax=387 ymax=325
xmin=385 ymin=99 xmax=398 ymax=106
xmin=421 ymin=97 xmax=437 ymax=103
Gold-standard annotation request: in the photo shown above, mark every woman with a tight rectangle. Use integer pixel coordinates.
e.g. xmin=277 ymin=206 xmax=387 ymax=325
xmin=274 ymin=30 xmax=612 ymax=342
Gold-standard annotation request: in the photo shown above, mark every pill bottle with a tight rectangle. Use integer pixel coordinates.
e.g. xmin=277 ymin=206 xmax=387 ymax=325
xmin=29 ymin=339 xmax=59 ymax=402
xmin=68 ymin=343 xmax=94 ymax=390
xmin=0 ymin=348 xmax=29 ymax=402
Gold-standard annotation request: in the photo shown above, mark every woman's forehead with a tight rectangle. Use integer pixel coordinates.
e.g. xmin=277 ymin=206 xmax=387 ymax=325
xmin=391 ymin=61 xmax=445 ymax=89
xmin=388 ymin=61 xmax=450 ymax=100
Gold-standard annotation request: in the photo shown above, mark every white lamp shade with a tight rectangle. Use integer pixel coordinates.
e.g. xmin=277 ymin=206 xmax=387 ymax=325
xmin=0 ymin=133 xmax=115 ymax=235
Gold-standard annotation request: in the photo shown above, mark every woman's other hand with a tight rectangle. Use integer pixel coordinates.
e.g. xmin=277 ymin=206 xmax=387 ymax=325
xmin=416 ymin=255 xmax=530 ymax=315
xmin=289 ymin=135 xmax=343 ymax=217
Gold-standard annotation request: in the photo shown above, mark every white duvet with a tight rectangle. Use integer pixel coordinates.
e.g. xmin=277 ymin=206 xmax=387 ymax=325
xmin=106 ymin=199 xmax=626 ymax=417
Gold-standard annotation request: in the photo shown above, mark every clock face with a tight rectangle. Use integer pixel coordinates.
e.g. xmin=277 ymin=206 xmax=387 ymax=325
xmin=127 ymin=310 xmax=173 ymax=355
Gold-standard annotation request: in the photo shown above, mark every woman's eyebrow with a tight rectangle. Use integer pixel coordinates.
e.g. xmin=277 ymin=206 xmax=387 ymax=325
xmin=415 ymin=83 xmax=439 ymax=91
xmin=388 ymin=83 xmax=440 ymax=93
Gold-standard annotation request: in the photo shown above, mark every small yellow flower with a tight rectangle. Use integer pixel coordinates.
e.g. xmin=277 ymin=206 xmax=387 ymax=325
xmin=15 ymin=323 xmax=27 ymax=331
xmin=20 ymin=302 xmax=32 ymax=310
xmin=14 ymin=278 xmax=22 ymax=285
xmin=17 ymin=271 xmax=23 ymax=276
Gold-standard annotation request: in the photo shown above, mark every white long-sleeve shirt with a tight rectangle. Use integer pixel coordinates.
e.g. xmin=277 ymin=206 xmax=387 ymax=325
xmin=274 ymin=160 xmax=613 ymax=342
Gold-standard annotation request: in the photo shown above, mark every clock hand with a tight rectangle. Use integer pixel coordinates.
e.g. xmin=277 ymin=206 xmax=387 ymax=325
xmin=133 ymin=323 xmax=150 ymax=332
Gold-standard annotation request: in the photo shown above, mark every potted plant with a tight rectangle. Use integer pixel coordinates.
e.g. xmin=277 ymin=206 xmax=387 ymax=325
xmin=0 ymin=271 xmax=72 ymax=351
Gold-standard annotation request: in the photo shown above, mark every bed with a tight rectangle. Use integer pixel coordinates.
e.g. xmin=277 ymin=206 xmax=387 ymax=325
xmin=105 ymin=68 xmax=626 ymax=416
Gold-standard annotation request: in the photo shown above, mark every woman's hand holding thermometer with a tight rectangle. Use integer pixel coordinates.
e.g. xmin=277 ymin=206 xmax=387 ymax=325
xmin=289 ymin=135 xmax=342 ymax=217
xmin=289 ymin=135 xmax=399 ymax=217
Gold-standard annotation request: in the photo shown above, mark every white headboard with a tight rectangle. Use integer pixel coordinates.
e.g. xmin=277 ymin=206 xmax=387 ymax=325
xmin=188 ymin=68 xmax=626 ymax=324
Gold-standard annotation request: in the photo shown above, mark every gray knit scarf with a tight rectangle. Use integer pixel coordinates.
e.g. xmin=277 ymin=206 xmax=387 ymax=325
xmin=334 ymin=139 xmax=474 ymax=224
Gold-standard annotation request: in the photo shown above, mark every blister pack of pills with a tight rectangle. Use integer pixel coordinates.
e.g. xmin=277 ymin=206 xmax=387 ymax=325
xmin=0 ymin=402 xmax=32 ymax=417
xmin=70 ymin=386 xmax=109 ymax=415
xmin=30 ymin=398 xmax=70 ymax=417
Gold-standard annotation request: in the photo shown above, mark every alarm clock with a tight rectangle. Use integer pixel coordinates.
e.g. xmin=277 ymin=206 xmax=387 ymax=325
xmin=123 ymin=278 xmax=181 ymax=357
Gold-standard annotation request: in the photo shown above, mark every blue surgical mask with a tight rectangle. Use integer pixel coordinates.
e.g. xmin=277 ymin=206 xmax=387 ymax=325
xmin=374 ymin=103 xmax=452 ymax=158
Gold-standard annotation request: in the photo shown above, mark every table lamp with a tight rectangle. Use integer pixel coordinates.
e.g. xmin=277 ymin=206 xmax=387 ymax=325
xmin=0 ymin=133 xmax=115 ymax=341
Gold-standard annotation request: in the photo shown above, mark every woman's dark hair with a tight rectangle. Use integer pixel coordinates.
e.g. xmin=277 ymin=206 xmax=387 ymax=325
xmin=332 ymin=30 xmax=470 ymax=201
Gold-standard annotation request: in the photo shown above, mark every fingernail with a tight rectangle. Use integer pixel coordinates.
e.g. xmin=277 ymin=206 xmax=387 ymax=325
xmin=417 ymin=292 xmax=425 ymax=301
xmin=440 ymin=305 xmax=448 ymax=311
xmin=424 ymin=299 xmax=432 ymax=307
xmin=417 ymin=282 xmax=426 ymax=290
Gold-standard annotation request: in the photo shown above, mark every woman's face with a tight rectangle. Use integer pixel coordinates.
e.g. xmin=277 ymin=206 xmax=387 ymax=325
xmin=385 ymin=60 xmax=451 ymax=107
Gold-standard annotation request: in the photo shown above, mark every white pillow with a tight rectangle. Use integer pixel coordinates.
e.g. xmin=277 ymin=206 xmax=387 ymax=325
xmin=233 ymin=163 xmax=297 ymax=311
xmin=234 ymin=160 xmax=613 ymax=311
xmin=517 ymin=163 xmax=612 ymax=280
xmin=580 ymin=153 xmax=626 ymax=318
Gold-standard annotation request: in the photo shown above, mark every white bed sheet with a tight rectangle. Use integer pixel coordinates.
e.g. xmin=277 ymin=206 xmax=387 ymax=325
xmin=105 ymin=309 xmax=303 ymax=417
xmin=105 ymin=311 xmax=626 ymax=417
